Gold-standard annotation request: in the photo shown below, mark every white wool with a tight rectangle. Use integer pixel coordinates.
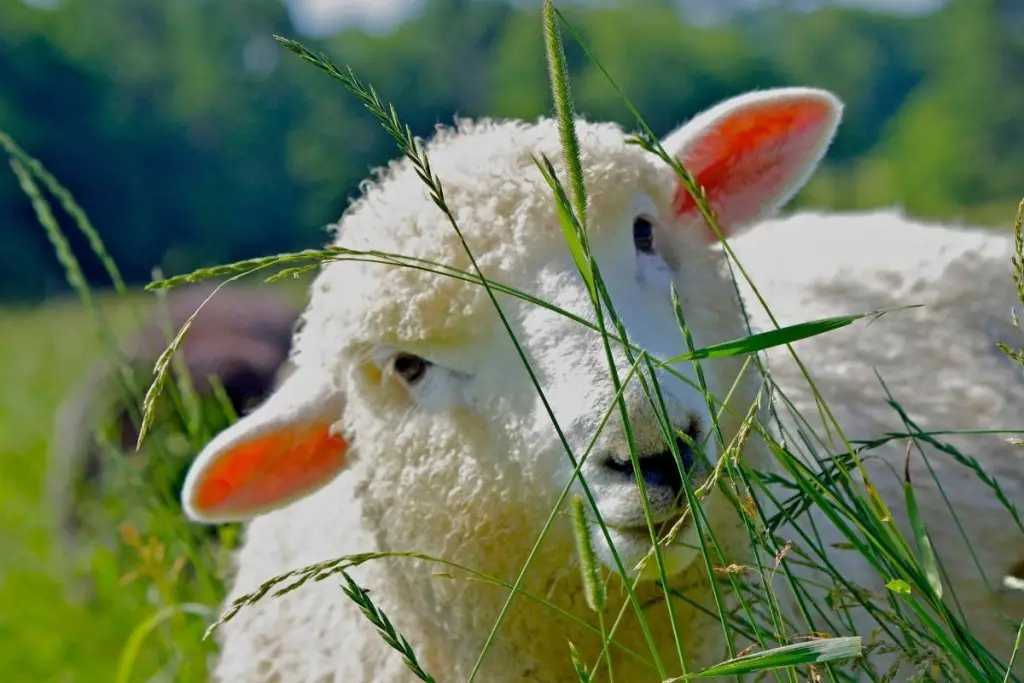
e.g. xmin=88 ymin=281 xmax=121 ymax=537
xmin=729 ymin=209 xmax=1024 ymax=673
xmin=180 ymin=88 xmax=1024 ymax=682
xmin=203 ymin=113 xmax=759 ymax=683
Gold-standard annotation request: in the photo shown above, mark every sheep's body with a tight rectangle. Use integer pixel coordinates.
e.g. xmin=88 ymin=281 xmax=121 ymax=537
xmin=180 ymin=88 xmax=1023 ymax=682
xmin=48 ymin=283 xmax=299 ymax=586
xmin=729 ymin=209 xmax=1024 ymax=672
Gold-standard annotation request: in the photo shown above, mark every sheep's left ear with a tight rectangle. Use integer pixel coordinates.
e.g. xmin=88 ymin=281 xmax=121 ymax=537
xmin=660 ymin=87 xmax=843 ymax=240
xmin=181 ymin=364 xmax=349 ymax=524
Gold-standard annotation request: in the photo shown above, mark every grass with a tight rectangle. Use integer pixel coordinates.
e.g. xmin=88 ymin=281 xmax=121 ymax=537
xmin=0 ymin=282 xmax=309 ymax=683
xmin=3 ymin=2 xmax=1024 ymax=681
xmin=0 ymin=293 xmax=201 ymax=683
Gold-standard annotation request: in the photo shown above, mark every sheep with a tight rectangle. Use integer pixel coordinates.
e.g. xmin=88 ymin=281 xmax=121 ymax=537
xmin=729 ymin=208 xmax=1024 ymax=675
xmin=175 ymin=86 xmax=843 ymax=682
xmin=177 ymin=86 xmax=1021 ymax=681
xmin=47 ymin=283 xmax=300 ymax=586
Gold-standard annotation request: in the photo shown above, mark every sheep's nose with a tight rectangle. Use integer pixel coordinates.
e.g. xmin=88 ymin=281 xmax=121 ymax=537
xmin=602 ymin=433 xmax=696 ymax=501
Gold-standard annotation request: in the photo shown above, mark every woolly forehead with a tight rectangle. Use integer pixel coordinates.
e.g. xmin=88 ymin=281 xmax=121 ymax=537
xmin=310 ymin=117 xmax=671 ymax=353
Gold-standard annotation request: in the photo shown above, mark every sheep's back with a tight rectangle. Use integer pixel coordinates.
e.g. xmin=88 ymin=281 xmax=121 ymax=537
xmin=729 ymin=209 xmax=1024 ymax=674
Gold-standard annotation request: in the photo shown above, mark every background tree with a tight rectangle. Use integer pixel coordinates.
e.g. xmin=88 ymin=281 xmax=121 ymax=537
xmin=2 ymin=0 xmax=1020 ymax=302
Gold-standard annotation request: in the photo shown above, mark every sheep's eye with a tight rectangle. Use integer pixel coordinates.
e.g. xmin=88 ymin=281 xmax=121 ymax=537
xmin=633 ymin=217 xmax=655 ymax=254
xmin=393 ymin=353 xmax=430 ymax=385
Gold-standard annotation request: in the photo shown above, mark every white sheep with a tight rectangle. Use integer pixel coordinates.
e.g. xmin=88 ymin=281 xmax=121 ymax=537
xmin=731 ymin=208 xmax=1024 ymax=675
xmin=177 ymin=86 xmax=1022 ymax=681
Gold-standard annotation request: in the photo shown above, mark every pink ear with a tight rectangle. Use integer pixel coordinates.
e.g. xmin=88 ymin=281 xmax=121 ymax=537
xmin=181 ymin=365 xmax=349 ymax=524
xmin=184 ymin=420 xmax=349 ymax=523
xmin=660 ymin=87 xmax=842 ymax=240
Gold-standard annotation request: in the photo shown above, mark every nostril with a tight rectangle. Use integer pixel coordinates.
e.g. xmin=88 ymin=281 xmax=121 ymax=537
xmin=604 ymin=435 xmax=697 ymax=499
xmin=639 ymin=440 xmax=691 ymax=498
xmin=641 ymin=450 xmax=682 ymax=496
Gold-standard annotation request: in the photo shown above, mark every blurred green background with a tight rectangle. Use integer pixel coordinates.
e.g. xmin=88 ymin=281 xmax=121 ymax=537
xmin=4 ymin=0 xmax=1023 ymax=304
xmin=2 ymin=0 xmax=1022 ymax=680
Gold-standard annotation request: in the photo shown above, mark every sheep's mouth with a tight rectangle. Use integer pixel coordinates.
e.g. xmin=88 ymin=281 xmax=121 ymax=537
xmin=604 ymin=475 xmax=715 ymax=538
xmin=602 ymin=509 xmax=693 ymax=536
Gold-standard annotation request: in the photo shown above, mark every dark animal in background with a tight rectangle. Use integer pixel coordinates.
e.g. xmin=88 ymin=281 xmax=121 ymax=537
xmin=46 ymin=284 xmax=301 ymax=588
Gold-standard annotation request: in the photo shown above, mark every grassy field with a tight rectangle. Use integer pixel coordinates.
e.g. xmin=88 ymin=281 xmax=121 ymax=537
xmin=0 ymin=284 xmax=308 ymax=683
xmin=5 ymin=233 xmax=1023 ymax=681
xmin=0 ymin=293 xmax=172 ymax=682
xmin=3 ymin=7 xmax=1024 ymax=680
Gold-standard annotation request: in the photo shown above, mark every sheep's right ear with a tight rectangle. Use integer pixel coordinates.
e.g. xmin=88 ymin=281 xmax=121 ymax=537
xmin=660 ymin=87 xmax=843 ymax=239
xmin=181 ymin=365 xmax=348 ymax=524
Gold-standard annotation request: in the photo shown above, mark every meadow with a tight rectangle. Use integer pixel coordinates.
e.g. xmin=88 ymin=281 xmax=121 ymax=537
xmin=0 ymin=292 xmax=186 ymax=682
xmin=3 ymin=3 xmax=1024 ymax=681
xmin=0 ymin=286 xmax=307 ymax=683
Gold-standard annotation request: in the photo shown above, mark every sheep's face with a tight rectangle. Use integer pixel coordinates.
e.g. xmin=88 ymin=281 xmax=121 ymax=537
xmin=180 ymin=88 xmax=842 ymax=582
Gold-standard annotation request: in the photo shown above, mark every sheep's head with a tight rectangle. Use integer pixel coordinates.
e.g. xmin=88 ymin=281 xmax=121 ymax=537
xmin=181 ymin=88 xmax=842 ymax=584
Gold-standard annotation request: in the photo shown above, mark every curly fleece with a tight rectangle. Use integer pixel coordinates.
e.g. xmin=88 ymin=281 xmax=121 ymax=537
xmin=198 ymin=102 xmax=1024 ymax=682
xmin=211 ymin=115 xmax=769 ymax=683
xmin=730 ymin=208 xmax=1024 ymax=676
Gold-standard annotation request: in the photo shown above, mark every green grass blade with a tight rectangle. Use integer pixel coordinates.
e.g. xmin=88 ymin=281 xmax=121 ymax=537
xmin=1003 ymin=620 xmax=1024 ymax=683
xmin=542 ymin=0 xmax=588 ymax=237
xmin=569 ymin=641 xmax=595 ymax=683
xmin=533 ymin=153 xmax=596 ymax=298
xmin=339 ymin=571 xmax=437 ymax=683
xmin=1 ymin=130 xmax=127 ymax=293
xmin=903 ymin=447 xmax=943 ymax=600
xmin=570 ymin=495 xmax=606 ymax=613
xmin=662 ymin=309 xmax=910 ymax=364
xmin=115 ymin=603 xmax=212 ymax=683
xmin=672 ymin=637 xmax=863 ymax=680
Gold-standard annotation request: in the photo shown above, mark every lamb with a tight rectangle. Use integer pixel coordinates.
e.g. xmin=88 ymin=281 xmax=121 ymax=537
xmin=177 ymin=86 xmax=1023 ymax=682
xmin=48 ymin=283 xmax=300 ymax=584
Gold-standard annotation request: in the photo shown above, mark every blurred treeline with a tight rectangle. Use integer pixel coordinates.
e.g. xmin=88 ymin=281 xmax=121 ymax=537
xmin=2 ymin=0 xmax=1022 ymax=302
